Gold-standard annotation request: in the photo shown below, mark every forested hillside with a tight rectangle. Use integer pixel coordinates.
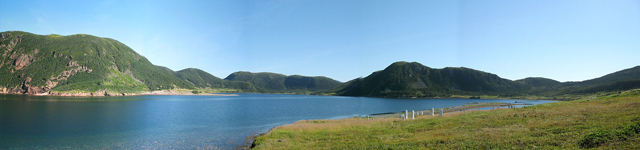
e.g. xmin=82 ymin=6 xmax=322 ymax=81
xmin=225 ymin=71 xmax=342 ymax=93
xmin=172 ymin=68 xmax=261 ymax=92
xmin=1 ymin=31 xmax=636 ymax=98
xmin=331 ymin=61 xmax=640 ymax=99
xmin=0 ymin=31 xmax=194 ymax=95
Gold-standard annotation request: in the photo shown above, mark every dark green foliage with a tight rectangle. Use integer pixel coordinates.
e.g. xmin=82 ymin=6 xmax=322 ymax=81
xmin=569 ymin=80 xmax=640 ymax=94
xmin=156 ymin=65 xmax=175 ymax=75
xmin=332 ymin=62 xmax=530 ymax=98
xmin=578 ymin=66 xmax=640 ymax=86
xmin=224 ymin=71 xmax=342 ymax=93
xmin=516 ymin=77 xmax=562 ymax=88
xmin=333 ymin=61 xmax=640 ymax=98
xmin=578 ymin=117 xmax=640 ymax=148
xmin=284 ymin=75 xmax=342 ymax=91
xmin=0 ymin=31 xmax=193 ymax=93
xmin=172 ymin=68 xmax=260 ymax=92
xmin=543 ymin=66 xmax=640 ymax=96
xmin=579 ymin=130 xmax=627 ymax=148
xmin=225 ymin=72 xmax=287 ymax=90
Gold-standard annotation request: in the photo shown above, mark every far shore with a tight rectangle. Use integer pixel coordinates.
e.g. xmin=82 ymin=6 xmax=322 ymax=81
xmin=0 ymin=90 xmax=239 ymax=97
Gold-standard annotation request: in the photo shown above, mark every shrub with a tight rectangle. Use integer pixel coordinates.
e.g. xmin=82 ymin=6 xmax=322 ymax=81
xmin=579 ymin=117 xmax=640 ymax=148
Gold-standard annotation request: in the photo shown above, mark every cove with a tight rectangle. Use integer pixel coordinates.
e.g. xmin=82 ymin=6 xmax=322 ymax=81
xmin=0 ymin=94 xmax=555 ymax=149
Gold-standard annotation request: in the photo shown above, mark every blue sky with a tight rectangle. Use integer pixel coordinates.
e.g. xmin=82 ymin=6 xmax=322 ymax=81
xmin=1 ymin=0 xmax=639 ymax=82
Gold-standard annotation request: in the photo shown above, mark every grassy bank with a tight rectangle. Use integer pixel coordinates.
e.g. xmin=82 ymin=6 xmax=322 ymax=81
xmin=252 ymin=90 xmax=640 ymax=149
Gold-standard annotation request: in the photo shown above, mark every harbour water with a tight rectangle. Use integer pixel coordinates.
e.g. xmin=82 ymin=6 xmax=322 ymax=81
xmin=0 ymin=94 xmax=555 ymax=149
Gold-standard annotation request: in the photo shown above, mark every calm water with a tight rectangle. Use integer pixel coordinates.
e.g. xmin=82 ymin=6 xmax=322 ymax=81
xmin=0 ymin=94 xmax=554 ymax=149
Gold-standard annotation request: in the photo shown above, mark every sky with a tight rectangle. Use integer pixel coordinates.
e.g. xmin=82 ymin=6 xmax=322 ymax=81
xmin=1 ymin=0 xmax=639 ymax=82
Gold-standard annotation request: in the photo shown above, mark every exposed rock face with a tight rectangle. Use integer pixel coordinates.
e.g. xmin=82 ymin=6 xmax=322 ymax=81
xmin=1 ymin=35 xmax=23 ymax=69
xmin=68 ymin=60 xmax=78 ymax=67
xmin=50 ymin=61 xmax=93 ymax=80
xmin=411 ymin=78 xmax=427 ymax=88
xmin=1 ymin=59 xmax=94 ymax=95
xmin=19 ymin=77 xmax=49 ymax=94
xmin=13 ymin=54 xmax=33 ymax=70
xmin=0 ymin=33 xmax=10 ymax=39
xmin=46 ymin=80 xmax=58 ymax=89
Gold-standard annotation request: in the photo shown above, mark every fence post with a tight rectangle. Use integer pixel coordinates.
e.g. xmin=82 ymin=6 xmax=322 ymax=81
xmin=405 ymin=110 xmax=409 ymax=119
xmin=412 ymin=110 xmax=415 ymax=119
xmin=440 ymin=109 xmax=443 ymax=117
xmin=431 ymin=108 xmax=434 ymax=116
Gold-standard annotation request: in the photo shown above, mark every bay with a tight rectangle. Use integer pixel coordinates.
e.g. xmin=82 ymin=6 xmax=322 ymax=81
xmin=0 ymin=94 xmax=554 ymax=149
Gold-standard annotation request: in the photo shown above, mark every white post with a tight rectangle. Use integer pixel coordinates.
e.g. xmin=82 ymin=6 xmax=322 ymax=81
xmin=431 ymin=108 xmax=435 ymax=116
xmin=367 ymin=115 xmax=370 ymax=120
xmin=440 ymin=109 xmax=443 ymax=117
xmin=405 ymin=110 xmax=409 ymax=119
xmin=412 ymin=110 xmax=415 ymax=119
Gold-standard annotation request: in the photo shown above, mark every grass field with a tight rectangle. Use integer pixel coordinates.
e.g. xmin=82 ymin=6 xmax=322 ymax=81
xmin=252 ymin=90 xmax=640 ymax=149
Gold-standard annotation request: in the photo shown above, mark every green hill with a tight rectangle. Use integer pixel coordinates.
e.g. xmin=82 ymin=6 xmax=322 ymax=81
xmin=552 ymin=66 xmax=640 ymax=95
xmin=332 ymin=62 xmax=529 ymax=98
xmin=172 ymin=68 xmax=260 ymax=92
xmin=224 ymin=71 xmax=342 ymax=93
xmin=0 ymin=31 xmax=193 ymax=94
xmin=2 ymin=31 xmax=636 ymax=97
xmin=332 ymin=61 xmax=640 ymax=99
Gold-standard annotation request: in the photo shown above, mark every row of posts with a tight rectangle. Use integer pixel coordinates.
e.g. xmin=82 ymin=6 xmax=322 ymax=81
xmin=399 ymin=108 xmax=443 ymax=121
xmin=395 ymin=104 xmax=519 ymax=121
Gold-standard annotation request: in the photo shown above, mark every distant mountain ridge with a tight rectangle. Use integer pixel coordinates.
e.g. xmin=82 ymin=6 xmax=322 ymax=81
xmin=331 ymin=61 xmax=640 ymax=99
xmin=171 ymin=68 xmax=260 ymax=92
xmin=1 ymin=31 xmax=637 ymax=98
xmin=224 ymin=71 xmax=342 ymax=93
xmin=0 ymin=31 xmax=343 ymax=95
xmin=331 ymin=62 xmax=529 ymax=97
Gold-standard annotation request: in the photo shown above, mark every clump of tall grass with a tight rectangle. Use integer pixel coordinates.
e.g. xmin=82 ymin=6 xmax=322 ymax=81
xmin=579 ymin=117 xmax=640 ymax=148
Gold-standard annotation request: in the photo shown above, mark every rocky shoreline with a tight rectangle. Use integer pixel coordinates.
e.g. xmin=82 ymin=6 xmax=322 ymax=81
xmin=0 ymin=89 xmax=239 ymax=97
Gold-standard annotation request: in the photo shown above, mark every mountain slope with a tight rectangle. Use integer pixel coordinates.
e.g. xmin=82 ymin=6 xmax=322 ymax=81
xmin=332 ymin=62 xmax=530 ymax=98
xmin=172 ymin=68 xmax=260 ymax=92
xmin=554 ymin=66 xmax=640 ymax=95
xmin=333 ymin=61 xmax=640 ymax=98
xmin=0 ymin=31 xmax=193 ymax=94
xmin=224 ymin=71 xmax=342 ymax=92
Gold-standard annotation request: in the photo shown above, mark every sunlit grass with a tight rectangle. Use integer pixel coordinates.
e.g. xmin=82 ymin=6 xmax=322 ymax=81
xmin=253 ymin=90 xmax=640 ymax=149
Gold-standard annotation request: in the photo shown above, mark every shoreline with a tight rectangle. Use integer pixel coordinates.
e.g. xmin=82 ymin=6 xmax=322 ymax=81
xmin=248 ymin=102 xmax=531 ymax=149
xmin=0 ymin=90 xmax=240 ymax=97
xmin=249 ymin=91 xmax=640 ymax=149
xmin=2 ymin=89 xmax=563 ymax=101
